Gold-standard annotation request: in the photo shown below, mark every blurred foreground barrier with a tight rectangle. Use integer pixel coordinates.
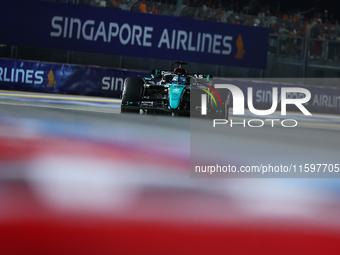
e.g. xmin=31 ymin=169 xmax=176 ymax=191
xmin=0 ymin=116 xmax=340 ymax=255
xmin=0 ymin=58 xmax=148 ymax=98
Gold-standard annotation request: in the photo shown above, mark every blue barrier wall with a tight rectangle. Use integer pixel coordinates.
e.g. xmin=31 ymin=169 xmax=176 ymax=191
xmin=0 ymin=58 xmax=149 ymax=98
xmin=0 ymin=0 xmax=269 ymax=69
xmin=215 ymin=78 xmax=340 ymax=115
xmin=1 ymin=58 xmax=340 ymax=114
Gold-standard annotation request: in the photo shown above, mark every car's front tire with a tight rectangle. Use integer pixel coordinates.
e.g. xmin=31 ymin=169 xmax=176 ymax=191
xmin=121 ymin=77 xmax=143 ymax=114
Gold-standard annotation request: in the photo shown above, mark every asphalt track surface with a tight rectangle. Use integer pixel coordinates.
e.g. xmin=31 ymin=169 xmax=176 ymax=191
xmin=1 ymin=90 xmax=340 ymax=178
xmin=0 ymin=90 xmax=340 ymax=182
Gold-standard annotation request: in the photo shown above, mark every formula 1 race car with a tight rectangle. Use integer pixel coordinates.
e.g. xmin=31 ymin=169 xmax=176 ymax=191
xmin=120 ymin=62 xmax=230 ymax=118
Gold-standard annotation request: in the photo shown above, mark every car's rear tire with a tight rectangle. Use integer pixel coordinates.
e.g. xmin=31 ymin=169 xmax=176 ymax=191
xmin=206 ymin=88 xmax=229 ymax=119
xmin=222 ymin=102 xmax=230 ymax=120
xmin=121 ymin=77 xmax=143 ymax=114
xmin=221 ymin=90 xmax=230 ymax=120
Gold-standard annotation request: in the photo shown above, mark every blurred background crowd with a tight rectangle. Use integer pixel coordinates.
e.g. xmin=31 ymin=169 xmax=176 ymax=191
xmin=75 ymin=0 xmax=340 ymax=36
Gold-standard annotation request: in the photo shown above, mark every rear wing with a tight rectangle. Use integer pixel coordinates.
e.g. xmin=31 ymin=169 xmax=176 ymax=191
xmin=189 ymin=73 xmax=213 ymax=83
xmin=151 ymin=69 xmax=213 ymax=82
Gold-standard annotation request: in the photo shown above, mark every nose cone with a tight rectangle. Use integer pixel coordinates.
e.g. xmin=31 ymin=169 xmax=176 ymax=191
xmin=169 ymin=85 xmax=185 ymax=109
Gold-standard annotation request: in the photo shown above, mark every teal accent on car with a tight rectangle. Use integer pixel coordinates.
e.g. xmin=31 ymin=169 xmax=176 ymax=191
xmin=169 ymin=84 xmax=185 ymax=109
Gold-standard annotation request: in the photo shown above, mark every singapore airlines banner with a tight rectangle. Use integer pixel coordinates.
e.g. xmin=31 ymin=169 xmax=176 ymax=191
xmin=0 ymin=58 xmax=148 ymax=98
xmin=0 ymin=0 xmax=269 ymax=69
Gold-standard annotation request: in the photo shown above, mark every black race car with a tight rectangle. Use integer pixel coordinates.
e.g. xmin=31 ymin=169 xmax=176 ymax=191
xmin=120 ymin=61 xmax=230 ymax=118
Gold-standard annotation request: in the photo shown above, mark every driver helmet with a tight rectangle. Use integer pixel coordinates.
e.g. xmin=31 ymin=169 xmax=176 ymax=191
xmin=174 ymin=67 xmax=187 ymax=75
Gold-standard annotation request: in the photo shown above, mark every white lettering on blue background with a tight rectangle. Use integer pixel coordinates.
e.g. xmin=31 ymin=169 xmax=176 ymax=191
xmin=50 ymin=16 xmax=234 ymax=54
xmin=102 ymin=76 xmax=124 ymax=91
xmin=0 ymin=67 xmax=44 ymax=85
